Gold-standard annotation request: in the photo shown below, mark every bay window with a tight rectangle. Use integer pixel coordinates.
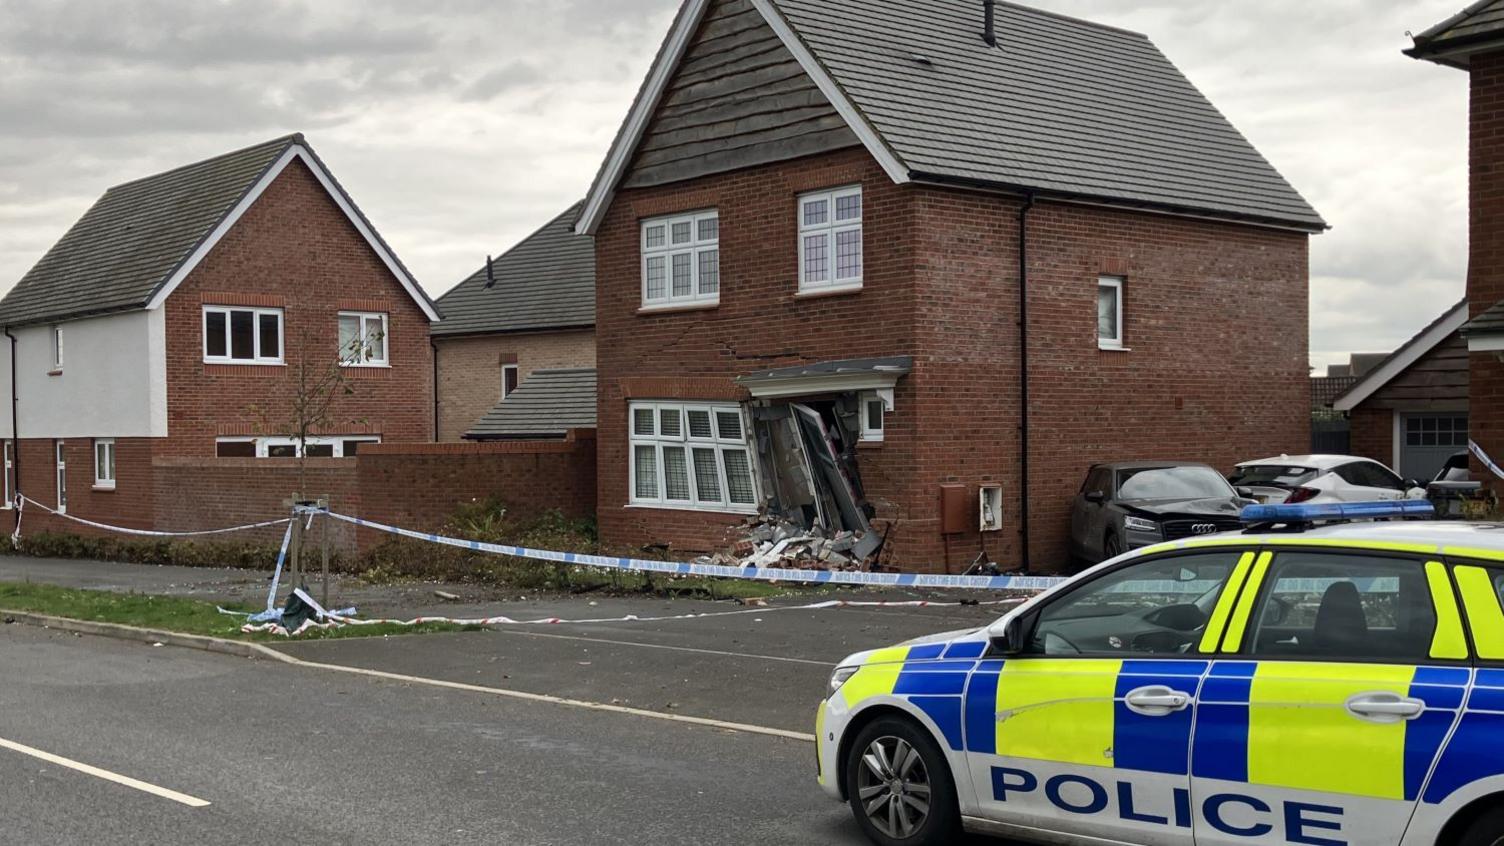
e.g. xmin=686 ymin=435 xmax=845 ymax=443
xmin=629 ymin=401 xmax=756 ymax=512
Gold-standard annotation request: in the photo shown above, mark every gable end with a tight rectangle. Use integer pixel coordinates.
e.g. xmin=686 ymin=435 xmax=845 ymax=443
xmin=621 ymin=0 xmax=860 ymax=189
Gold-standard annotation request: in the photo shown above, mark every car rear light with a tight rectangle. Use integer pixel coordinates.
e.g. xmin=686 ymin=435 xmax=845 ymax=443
xmin=1285 ymin=486 xmax=1319 ymax=504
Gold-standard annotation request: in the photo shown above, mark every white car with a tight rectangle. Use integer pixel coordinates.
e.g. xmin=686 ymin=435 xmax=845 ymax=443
xmin=1228 ymin=454 xmax=1426 ymax=505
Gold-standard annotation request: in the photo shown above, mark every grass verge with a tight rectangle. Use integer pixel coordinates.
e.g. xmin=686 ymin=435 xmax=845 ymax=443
xmin=0 ymin=581 xmax=480 ymax=642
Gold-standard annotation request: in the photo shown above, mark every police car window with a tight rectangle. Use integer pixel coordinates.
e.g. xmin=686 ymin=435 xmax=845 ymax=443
xmin=1245 ymin=553 xmax=1435 ymax=662
xmin=1029 ymin=552 xmax=1244 ymax=657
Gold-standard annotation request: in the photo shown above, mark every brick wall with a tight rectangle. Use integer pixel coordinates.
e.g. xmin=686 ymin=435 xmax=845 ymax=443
xmin=1349 ymin=406 xmax=1394 ymax=468
xmin=3 ymin=437 xmax=158 ymax=537
xmin=594 ymin=147 xmax=1310 ymax=571
xmin=1471 ymin=53 xmax=1504 ymax=488
xmin=434 ymin=329 xmax=596 ymax=441
xmin=357 ymin=433 xmax=597 ymax=536
xmin=149 ymin=455 xmax=363 ymax=548
xmin=162 ymin=158 xmax=435 ymax=457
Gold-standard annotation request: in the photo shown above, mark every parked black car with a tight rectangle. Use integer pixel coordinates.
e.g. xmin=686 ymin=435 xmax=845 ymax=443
xmin=1069 ymin=461 xmax=1256 ymax=569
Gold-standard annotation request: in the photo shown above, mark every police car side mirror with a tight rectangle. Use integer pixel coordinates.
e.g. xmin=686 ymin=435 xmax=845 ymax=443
xmin=1236 ymin=486 xmax=1255 ymax=499
xmin=989 ymin=616 xmax=1026 ymax=656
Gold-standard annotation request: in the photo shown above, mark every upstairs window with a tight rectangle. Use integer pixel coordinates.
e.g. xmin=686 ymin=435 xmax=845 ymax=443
xmin=641 ymin=211 xmax=719 ymax=308
xmin=204 ymin=306 xmax=283 ymax=365
xmin=1097 ymin=276 xmax=1124 ymax=350
xmin=799 ymin=187 xmax=862 ymax=293
xmin=50 ymin=325 xmax=63 ymax=371
xmin=338 ymin=312 xmax=388 ymax=366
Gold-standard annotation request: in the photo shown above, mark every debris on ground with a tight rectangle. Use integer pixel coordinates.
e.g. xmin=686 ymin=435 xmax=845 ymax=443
xmin=433 ymin=590 xmax=461 ymax=602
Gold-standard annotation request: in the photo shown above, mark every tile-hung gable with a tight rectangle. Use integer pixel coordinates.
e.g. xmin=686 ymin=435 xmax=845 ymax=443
xmin=0 ymin=134 xmax=439 ymax=328
xmin=577 ymin=0 xmax=1326 ymax=236
xmin=432 ymin=201 xmax=595 ymax=338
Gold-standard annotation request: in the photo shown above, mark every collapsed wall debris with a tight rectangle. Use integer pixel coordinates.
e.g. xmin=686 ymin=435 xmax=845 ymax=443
xmin=699 ymin=399 xmax=883 ymax=571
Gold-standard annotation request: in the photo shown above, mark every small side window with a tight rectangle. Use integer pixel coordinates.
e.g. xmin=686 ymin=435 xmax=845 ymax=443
xmin=1027 ymin=551 xmax=1246 ymax=656
xmin=1244 ymin=552 xmax=1436 ymax=662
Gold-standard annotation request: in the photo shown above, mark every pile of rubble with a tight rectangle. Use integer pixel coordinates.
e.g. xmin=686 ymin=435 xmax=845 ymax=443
xmin=696 ymin=513 xmax=882 ymax=571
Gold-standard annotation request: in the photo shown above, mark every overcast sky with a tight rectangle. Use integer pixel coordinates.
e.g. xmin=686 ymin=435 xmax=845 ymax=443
xmin=0 ymin=0 xmax=1471 ymax=371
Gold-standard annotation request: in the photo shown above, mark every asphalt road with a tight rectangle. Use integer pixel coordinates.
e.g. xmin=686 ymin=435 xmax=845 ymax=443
xmin=0 ymin=598 xmax=1008 ymax=844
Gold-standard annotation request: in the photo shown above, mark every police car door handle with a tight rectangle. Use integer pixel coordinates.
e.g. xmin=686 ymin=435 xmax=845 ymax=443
xmin=1346 ymin=692 xmax=1426 ymax=723
xmin=1123 ymin=686 xmax=1191 ymax=716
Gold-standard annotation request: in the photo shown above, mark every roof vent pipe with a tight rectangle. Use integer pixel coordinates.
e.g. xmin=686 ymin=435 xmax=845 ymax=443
xmin=983 ymin=0 xmax=997 ymax=47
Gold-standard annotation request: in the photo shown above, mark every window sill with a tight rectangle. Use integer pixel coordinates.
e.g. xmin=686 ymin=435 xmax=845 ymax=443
xmin=1098 ymin=344 xmax=1131 ymax=353
xmin=340 ymin=362 xmax=392 ymax=369
xmin=47 ymin=369 xmax=62 ymax=377
xmin=625 ymin=502 xmax=758 ymax=516
xmin=203 ymin=359 xmax=285 ymax=367
xmin=795 ymin=284 xmax=863 ymax=301
xmin=92 ymin=484 xmax=116 ymax=492
xmin=857 ymin=440 xmax=884 ymax=450
xmin=638 ymin=301 xmax=720 ymax=316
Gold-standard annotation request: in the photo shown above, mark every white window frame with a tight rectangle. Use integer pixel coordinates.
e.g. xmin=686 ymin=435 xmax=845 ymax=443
xmin=338 ymin=311 xmax=389 ymax=367
xmin=860 ymin=393 xmax=886 ymax=443
xmin=203 ymin=306 xmax=285 ymax=365
xmin=1097 ymin=276 xmax=1125 ymax=351
xmin=628 ymin=401 xmax=757 ymax=513
xmin=93 ymin=438 xmax=116 ymax=490
xmin=641 ymin=210 xmax=720 ymax=309
xmin=216 ymin=435 xmax=380 ymax=458
xmin=50 ymin=325 xmax=63 ymax=371
xmin=3 ymin=441 xmax=12 ymax=510
xmin=798 ymin=186 xmax=863 ymax=294
xmin=55 ymin=441 xmax=66 ymax=514
xmin=502 ymin=363 xmax=520 ymax=399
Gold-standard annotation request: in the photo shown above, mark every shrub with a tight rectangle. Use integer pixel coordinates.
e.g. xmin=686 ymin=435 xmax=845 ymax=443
xmin=16 ymin=532 xmax=287 ymax=571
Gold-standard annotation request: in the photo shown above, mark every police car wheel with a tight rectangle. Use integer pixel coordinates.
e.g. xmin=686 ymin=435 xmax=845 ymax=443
xmin=845 ymin=716 xmax=960 ymax=845
xmin=1458 ymin=804 xmax=1504 ymax=846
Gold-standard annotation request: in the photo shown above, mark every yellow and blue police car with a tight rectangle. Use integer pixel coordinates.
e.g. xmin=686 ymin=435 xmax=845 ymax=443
xmin=817 ymin=501 xmax=1504 ymax=846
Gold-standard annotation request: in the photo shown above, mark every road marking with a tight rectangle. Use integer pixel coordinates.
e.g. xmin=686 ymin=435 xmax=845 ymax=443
xmin=0 ymin=736 xmax=211 ymax=808
xmin=282 ymin=655 xmax=817 ymax=743
xmin=487 ymin=628 xmax=836 ymax=667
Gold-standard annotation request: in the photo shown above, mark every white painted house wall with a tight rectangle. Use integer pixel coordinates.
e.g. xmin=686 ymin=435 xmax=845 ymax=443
xmin=0 ymin=309 xmax=167 ymax=439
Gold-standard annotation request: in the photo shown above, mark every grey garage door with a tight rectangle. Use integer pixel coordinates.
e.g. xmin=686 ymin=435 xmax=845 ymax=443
xmin=1400 ymin=413 xmax=1468 ymax=482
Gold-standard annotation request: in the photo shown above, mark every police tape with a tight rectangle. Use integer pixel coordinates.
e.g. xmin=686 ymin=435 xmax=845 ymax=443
xmin=236 ymin=594 xmax=1030 ymax=637
xmin=16 ymin=494 xmax=293 ymax=538
xmin=1471 ymin=439 xmax=1504 ymax=482
xmin=316 ymin=508 xmax=1066 ymax=592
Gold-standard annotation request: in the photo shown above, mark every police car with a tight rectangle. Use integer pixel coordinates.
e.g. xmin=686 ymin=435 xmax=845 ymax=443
xmin=817 ymin=501 xmax=1504 ymax=846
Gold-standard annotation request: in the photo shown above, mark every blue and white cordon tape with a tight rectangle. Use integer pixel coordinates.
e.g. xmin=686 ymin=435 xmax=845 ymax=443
xmin=318 ymin=509 xmax=1064 ymax=592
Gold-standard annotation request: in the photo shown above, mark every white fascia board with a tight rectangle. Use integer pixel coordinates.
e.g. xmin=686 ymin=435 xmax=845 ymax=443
xmin=576 ymin=0 xmax=713 ymax=237
xmin=1468 ymin=333 xmax=1504 ymax=352
xmin=741 ymin=371 xmax=904 ymax=400
xmin=145 ymin=145 xmax=440 ymax=322
xmin=1332 ymin=301 xmax=1469 ymax=411
xmin=749 ymin=0 xmax=910 ymax=187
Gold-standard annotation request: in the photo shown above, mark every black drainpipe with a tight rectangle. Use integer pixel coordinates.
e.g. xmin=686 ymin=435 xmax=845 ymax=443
xmin=5 ymin=327 xmax=18 ymax=509
xmin=1017 ymin=194 xmax=1035 ymax=574
xmin=982 ymin=0 xmax=998 ymax=47
xmin=430 ymin=338 xmax=441 ymax=441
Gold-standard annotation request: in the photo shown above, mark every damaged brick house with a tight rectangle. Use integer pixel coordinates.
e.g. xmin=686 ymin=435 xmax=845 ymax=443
xmin=1407 ymin=1 xmax=1504 ymax=494
xmin=432 ymin=202 xmax=597 ymax=441
xmin=577 ymin=0 xmax=1323 ymax=571
xmin=0 ymin=134 xmax=439 ymax=534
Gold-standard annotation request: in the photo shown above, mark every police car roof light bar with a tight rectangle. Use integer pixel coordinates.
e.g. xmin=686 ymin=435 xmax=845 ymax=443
xmin=1239 ymin=499 xmax=1435 ymax=531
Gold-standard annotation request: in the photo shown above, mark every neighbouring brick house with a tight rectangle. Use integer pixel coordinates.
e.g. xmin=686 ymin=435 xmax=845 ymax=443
xmin=1410 ymin=1 xmax=1504 ymax=493
xmin=1334 ymin=301 xmax=1470 ymax=481
xmin=577 ymin=0 xmax=1324 ymax=571
xmin=0 ymin=134 xmax=439 ymax=536
xmin=432 ymin=202 xmax=596 ymax=441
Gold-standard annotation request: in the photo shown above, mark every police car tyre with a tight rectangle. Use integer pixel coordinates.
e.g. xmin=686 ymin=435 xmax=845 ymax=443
xmin=844 ymin=716 xmax=960 ymax=846
xmin=1458 ymin=805 xmax=1504 ymax=846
